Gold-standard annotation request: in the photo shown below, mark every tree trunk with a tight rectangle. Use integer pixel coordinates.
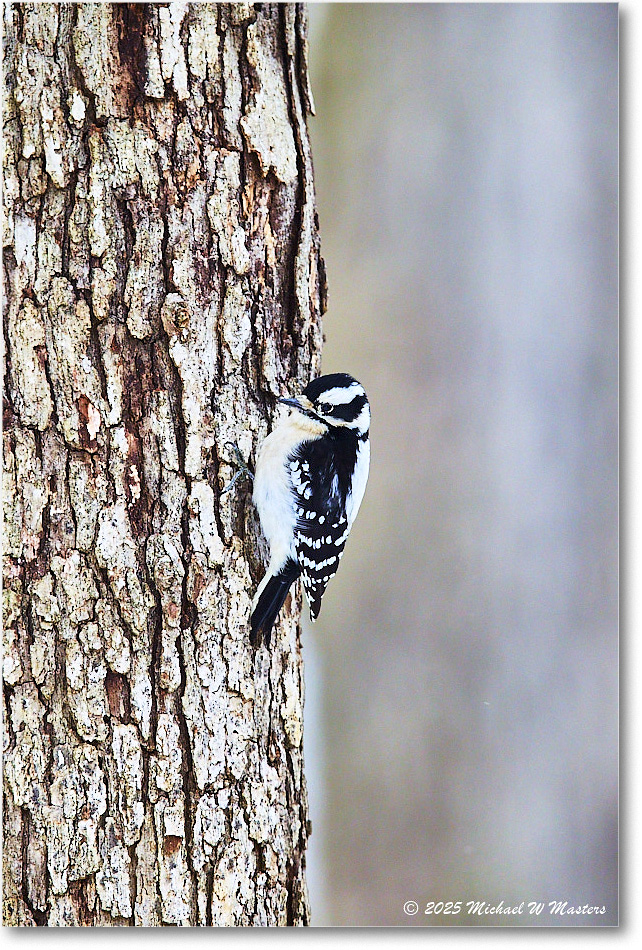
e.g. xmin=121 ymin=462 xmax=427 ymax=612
xmin=3 ymin=1 xmax=324 ymax=926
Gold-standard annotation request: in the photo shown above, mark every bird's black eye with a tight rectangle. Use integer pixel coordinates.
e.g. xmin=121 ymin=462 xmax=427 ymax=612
xmin=317 ymin=402 xmax=333 ymax=415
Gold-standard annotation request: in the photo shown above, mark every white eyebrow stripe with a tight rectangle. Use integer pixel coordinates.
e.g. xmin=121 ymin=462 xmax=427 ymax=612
xmin=319 ymin=383 xmax=364 ymax=405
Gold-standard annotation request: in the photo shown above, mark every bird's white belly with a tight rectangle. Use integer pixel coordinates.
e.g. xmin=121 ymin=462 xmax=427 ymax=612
xmin=253 ymin=419 xmax=301 ymax=565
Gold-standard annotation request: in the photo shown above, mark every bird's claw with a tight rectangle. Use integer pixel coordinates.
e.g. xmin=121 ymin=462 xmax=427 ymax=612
xmin=220 ymin=442 xmax=254 ymax=495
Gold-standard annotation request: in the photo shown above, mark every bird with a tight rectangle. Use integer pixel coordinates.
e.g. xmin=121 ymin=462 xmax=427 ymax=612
xmin=250 ymin=373 xmax=370 ymax=647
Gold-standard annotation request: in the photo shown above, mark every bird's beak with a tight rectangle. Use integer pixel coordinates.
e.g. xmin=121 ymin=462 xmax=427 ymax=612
xmin=279 ymin=397 xmax=303 ymax=410
xmin=279 ymin=395 xmax=320 ymax=421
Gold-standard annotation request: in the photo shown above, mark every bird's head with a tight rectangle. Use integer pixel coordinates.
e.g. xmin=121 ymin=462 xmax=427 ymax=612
xmin=280 ymin=373 xmax=370 ymax=440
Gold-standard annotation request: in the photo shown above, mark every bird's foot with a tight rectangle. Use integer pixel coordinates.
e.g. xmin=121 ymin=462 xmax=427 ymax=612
xmin=220 ymin=442 xmax=254 ymax=495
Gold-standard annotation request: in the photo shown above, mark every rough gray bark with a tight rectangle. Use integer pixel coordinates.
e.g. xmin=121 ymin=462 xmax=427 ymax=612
xmin=3 ymin=2 xmax=324 ymax=926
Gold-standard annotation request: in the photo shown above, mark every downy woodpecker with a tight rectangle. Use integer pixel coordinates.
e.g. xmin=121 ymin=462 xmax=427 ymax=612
xmin=250 ymin=373 xmax=370 ymax=647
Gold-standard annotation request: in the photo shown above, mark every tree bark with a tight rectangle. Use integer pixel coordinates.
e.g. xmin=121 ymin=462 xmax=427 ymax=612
xmin=3 ymin=2 xmax=324 ymax=926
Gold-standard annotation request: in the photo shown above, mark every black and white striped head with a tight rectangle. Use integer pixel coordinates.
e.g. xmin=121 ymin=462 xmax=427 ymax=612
xmin=281 ymin=373 xmax=370 ymax=440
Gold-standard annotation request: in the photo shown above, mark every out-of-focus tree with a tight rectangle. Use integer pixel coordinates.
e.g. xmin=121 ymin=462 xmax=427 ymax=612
xmin=308 ymin=3 xmax=617 ymax=926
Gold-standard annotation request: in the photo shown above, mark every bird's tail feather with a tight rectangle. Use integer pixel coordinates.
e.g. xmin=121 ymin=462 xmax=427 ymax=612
xmin=250 ymin=559 xmax=300 ymax=648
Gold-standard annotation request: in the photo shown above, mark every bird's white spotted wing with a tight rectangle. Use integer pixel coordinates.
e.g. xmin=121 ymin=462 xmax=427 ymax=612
xmin=288 ymin=455 xmax=349 ymax=620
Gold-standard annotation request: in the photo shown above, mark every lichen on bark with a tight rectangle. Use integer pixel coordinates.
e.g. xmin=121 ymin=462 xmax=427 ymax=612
xmin=3 ymin=2 xmax=324 ymax=926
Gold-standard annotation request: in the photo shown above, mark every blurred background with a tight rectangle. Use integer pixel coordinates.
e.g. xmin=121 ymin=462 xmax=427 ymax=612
xmin=302 ymin=2 xmax=618 ymax=927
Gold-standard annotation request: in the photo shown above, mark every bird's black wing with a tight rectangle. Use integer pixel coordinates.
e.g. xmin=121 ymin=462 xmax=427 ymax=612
xmin=288 ymin=436 xmax=351 ymax=620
